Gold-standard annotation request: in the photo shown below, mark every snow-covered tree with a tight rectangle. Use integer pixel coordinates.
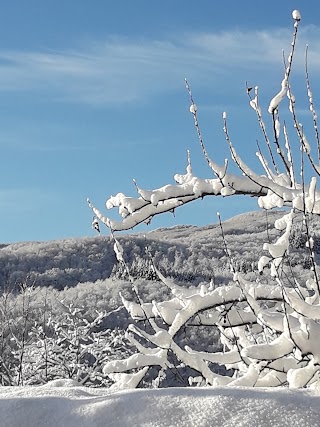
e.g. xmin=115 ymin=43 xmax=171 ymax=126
xmin=89 ymin=10 xmax=320 ymax=389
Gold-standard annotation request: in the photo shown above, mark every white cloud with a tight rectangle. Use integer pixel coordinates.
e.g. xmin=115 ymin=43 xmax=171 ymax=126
xmin=0 ymin=25 xmax=319 ymax=105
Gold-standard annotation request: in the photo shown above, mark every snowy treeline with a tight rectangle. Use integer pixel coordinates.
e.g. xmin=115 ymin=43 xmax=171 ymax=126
xmin=88 ymin=11 xmax=320 ymax=389
xmin=1 ymin=210 xmax=317 ymax=290
xmin=0 ymin=237 xmax=116 ymax=289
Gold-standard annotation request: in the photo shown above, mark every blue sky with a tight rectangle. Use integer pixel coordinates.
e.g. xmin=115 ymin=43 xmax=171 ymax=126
xmin=0 ymin=1 xmax=319 ymax=242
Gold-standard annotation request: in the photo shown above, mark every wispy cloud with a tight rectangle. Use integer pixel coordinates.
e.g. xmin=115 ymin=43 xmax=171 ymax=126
xmin=0 ymin=25 xmax=319 ymax=106
xmin=187 ymin=26 xmax=320 ymax=68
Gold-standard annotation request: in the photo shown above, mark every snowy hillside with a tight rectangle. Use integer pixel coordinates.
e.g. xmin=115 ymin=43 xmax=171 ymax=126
xmin=1 ymin=382 xmax=320 ymax=427
xmin=0 ymin=209 xmax=314 ymax=290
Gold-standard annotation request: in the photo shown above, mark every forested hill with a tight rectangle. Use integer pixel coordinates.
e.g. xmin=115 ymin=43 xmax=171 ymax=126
xmin=0 ymin=210 xmax=317 ymax=290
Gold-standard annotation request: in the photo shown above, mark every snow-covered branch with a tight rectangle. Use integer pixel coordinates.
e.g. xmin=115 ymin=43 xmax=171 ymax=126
xmin=89 ymin=162 xmax=320 ymax=231
xmin=88 ymin=11 xmax=320 ymax=233
xmin=90 ymin=9 xmax=320 ymax=390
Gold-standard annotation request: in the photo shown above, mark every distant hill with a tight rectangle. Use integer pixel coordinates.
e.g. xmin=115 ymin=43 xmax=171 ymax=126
xmin=0 ymin=210 xmax=317 ymax=291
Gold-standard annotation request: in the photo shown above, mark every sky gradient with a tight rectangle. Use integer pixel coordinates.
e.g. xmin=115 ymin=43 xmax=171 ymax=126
xmin=0 ymin=1 xmax=319 ymax=242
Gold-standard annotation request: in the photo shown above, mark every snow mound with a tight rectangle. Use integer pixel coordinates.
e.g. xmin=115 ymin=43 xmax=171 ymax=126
xmin=0 ymin=385 xmax=320 ymax=427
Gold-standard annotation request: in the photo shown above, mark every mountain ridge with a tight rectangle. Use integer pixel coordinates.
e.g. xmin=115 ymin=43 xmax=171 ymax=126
xmin=0 ymin=209 xmax=315 ymax=290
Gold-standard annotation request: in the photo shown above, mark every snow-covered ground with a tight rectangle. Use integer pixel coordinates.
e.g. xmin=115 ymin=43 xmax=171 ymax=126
xmin=1 ymin=381 xmax=320 ymax=427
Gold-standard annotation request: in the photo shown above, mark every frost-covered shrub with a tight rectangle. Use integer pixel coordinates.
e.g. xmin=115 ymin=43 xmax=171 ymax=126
xmin=21 ymin=305 xmax=131 ymax=386
xmin=0 ymin=284 xmax=132 ymax=386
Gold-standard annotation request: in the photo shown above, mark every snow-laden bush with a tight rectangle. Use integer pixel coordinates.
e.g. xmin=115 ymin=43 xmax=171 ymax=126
xmin=0 ymin=285 xmax=132 ymax=386
xmin=89 ymin=10 xmax=320 ymax=390
xmin=21 ymin=302 xmax=131 ymax=387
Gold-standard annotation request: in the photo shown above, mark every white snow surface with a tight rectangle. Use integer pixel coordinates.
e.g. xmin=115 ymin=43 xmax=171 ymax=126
xmin=1 ymin=382 xmax=320 ymax=427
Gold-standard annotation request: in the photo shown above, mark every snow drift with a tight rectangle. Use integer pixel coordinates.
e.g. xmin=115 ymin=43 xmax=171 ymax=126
xmin=1 ymin=382 xmax=320 ymax=427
